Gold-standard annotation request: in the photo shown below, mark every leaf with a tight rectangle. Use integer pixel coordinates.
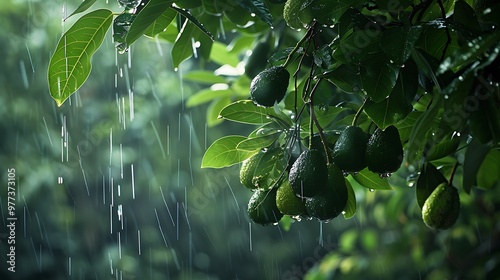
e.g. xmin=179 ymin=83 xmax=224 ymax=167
xmin=125 ymin=0 xmax=173 ymax=47
xmin=48 ymin=9 xmax=113 ymax=106
xmin=477 ymin=148 xmax=500 ymax=189
xmin=463 ymin=139 xmax=491 ymax=194
xmin=351 ymin=168 xmax=393 ymax=190
xmin=170 ymin=5 xmax=214 ymax=40
xmin=381 ymin=25 xmax=422 ymax=66
xmin=65 ymin=0 xmax=98 ymax=20
xmin=171 ymin=16 xmax=214 ymax=68
xmin=183 ymin=70 xmax=227 ymax=84
xmin=406 ymin=94 xmax=443 ymax=166
xmin=207 ymin=97 xmax=232 ymax=127
xmin=343 ymin=180 xmax=356 ymax=219
xmin=201 ymin=136 xmax=256 ymax=168
xmin=248 ymin=147 xmax=287 ymax=190
xmin=219 ymin=100 xmax=287 ymax=125
xmin=236 ymin=132 xmax=281 ymax=151
xmin=323 ymin=64 xmax=363 ymax=94
xmin=234 ymin=0 xmax=273 ymax=26
xmin=394 ymin=111 xmax=423 ymax=144
xmin=426 ymin=135 xmax=461 ymax=161
xmin=332 ymin=29 xmax=383 ymax=64
xmin=143 ymin=6 xmax=177 ymax=38
xmin=186 ymin=88 xmax=233 ymax=107
xmin=361 ymin=60 xmax=399 ymax=102
xmin=415 ymin=162 xmax=447 ymax=208
xmin=209 ymin=41 xmax=241 ymax=67
xmin=364 ymin=91 xmax=411 ymax=130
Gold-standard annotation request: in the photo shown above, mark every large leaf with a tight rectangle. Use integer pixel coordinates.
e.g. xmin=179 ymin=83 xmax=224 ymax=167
xmin=323 ymin=64 xmax=363 ymax=94
xmin=351 ymin=168 xmax=393 ymax=190
xmin=171 ymin=6 xmax=214 ymax=40
xmin=234 ymin=0 xmax=273 ymax=26
xmin=186 ymin=88 xmax=234 ymax=107
xmin=206 ymin=97 xmax=232 ymax=127
xmin=219 ymin=100 xmax=288 ymax=125
xmin=48 ymin=9 xmax=113 ymax=106
xmin=143 ymin=5 xmax=178 ymax=38
xmin=361 ymin=60 xmax=399 ymax=102
xmin=381 ymin=25 xmax=422 ymax=66
xmin=462 ymin=139 xmax=491 ymax=194
xmin=236 ymin=132 xmax=281 ymax=151
xmin=65 ymin=0 xmax=98 ymax=20
xmin=183 ymin=70 xmax=227 ymax=84
xmin=125 ymin=0 xmax=173 ymax=47
xmin=201 ymin=136 xmax=256 ymax=168
xmin=476 ymin=148 xmax=500 ymax=189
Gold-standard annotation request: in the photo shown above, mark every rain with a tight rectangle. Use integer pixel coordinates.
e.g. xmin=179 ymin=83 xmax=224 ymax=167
xmin=1 ymin=0 xmax=499 ymax=280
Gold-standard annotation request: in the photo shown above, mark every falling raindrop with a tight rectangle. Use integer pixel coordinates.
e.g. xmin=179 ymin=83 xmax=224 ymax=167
xmin=57 ymin=176 xmax=64 ymax=184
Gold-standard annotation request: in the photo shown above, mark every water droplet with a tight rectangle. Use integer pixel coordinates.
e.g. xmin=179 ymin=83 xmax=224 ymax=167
xmin=58 ymin=176 xmax=64 ymax=184
xmin=369 ymin=188 xmax=375 ymax=192
xmin=379 ymin=173 xmax=392 ymax=179
xmin=341 ymin=211 xmax=346 ymax=215
xmin=292 ymin=215 xmax=302 ymax=222
xmin=272 ymin=222 xmax=279 ymax=226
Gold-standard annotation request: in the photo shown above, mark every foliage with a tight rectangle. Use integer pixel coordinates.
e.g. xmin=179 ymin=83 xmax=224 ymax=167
xmin=43 ymin=0 xmax=500 ymax=278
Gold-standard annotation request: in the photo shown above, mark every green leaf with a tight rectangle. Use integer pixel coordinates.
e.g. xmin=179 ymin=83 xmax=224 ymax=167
xmin=361 ymin=60 xmax=399 ymax=102
xmin=300 ymin=106 xmax=347 ymax=129
xmin=426 ymin=135 xmax=461 ymax=161
xmin=323 ymin=64 xmax=363 ymax=94
xmin=463 ymin=139 xmax=491 ymax=194
xmin=351 ymin=168 xmax=393 ymax=190
xmin=234 ymin=0 xmax=273 ymax=26
xmin=415 ymin=162 xmax=447 ymax=208
xmin=438 ymin=31 xmax=500 ymax=74
xmin=207 ymin=97 xmax=232 ymax=127
xmin=279 ymin=215 xmax=293 ymax=231
xmin=143 ymin=6 xmax=177 ymax=38
xmin=332 ymin=29 xmax=383 ymax=64
xmin=209 ymin=41 xmax=241 ymax=67
xmin=248 ymin=147 xmax=287 ymax=190
xmin=343 ymin=180 xmax=356 ymax=219
xmin=477 ymin=148 xmax=500 ymax=189
xmin=406 ymin=94 xmax=443 ymax=166
xmin=394 ymin=111 xmax=423 ymax=144
xmin=171 ymin=15 xmax=214 ymax=68
xmin=170 ymin=5 xmax=214 ymax=40
xmin=186 ymin=88 xmax=233 ymax=107
xmin=48 ymin=9 xmax=113 ymax=106
xmin=65 ymin=0 xmax=98 ymax=20
xmin=219 ymin=100 xmax=287 ymax=125
xmin=381 ymin=25 xmax=422 ymax=66
xmin=201 ymin=136 xmax=256 ymax=168
xmin=236 ymin=132 xmax=281 ymax=151
xmin=183 ymin=70 xmax=227 ymax=84
xmin=125 ymin=0 xmax=173 ymax=47
xmin=364 ymin=89 xmax=412 ymax=130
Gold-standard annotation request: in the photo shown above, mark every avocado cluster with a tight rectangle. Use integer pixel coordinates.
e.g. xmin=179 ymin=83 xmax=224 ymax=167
xmin=332 ymin=125 xmax=404 ymax=176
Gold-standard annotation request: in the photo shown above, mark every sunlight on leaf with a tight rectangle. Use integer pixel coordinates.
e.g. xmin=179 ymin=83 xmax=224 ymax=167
xmin=201 ymin=136 xmax=256 ymax=168
xmin=126 ymin=0 xmax=174 ymax=46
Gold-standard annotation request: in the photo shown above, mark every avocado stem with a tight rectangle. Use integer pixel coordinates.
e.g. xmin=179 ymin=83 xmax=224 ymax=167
xmin=352 ymin=98 xmax=367 ymax=127
xmin=448 ymin=161 xmax=459 ymax=186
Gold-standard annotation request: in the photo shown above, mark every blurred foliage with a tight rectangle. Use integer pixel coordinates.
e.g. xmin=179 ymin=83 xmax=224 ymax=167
xmin=1 ymin=1 xmax=500 ymax=280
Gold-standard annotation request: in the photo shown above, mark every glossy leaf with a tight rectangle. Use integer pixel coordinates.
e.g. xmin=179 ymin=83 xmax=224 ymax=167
xmin=236 ymin=132 xmax=281 ymax=151
xmin=126 ymin=0 xmax=173 ymax=47
xmin=219 ymin=100 xmax=287 ymax=125
xmin=248 ymin=147 xmax=286 ymax=190
xmin=171 ymin=19 xmax=212 ymax=68
xmin=187 ymin=88 xmax=233 ymax=107
xmin=343 ymin=180 xmax=357 ymax=219
xmin=201 ymin=136 xmax=256 ymax=168
xmin=416 ymin=162 xmax=447 ymax=208
xmin=361 ymin=61 xmax=399 ymax=102
xmin=65 ymin=0 xmax=97 ymax=20
xmin=323 ymin=64 xmax=363 ymax=94
xmin=463 ymin=139 xmax=491 ymax=194
xmin=143 ymin=6 xmax=177 ymax=38
xmin=48 ymin=9 xmax=113 ymax=106
xmin=171 ymin=5 xmax=214 ymax=40
xmin=351 ymin=168 xmax=393 ymax=190
xmin=234 ymin=0 xmax=273 ymax=26
xmin=381 ymin=25 xmax=422 ymax=66
xmin=394 ymin=111 xmax=422 ymax=144
xmin=426 ymin=135 xmax=461 ymax=161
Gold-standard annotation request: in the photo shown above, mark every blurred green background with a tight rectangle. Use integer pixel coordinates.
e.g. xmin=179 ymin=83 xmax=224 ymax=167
xmin=1 ymin=0 xmax=499 ymax=279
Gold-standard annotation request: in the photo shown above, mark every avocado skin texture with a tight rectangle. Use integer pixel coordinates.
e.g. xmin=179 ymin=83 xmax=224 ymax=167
xmin=276 ymin=179 xmax=307 ymax=216
xmin=332 ymin=126 xmax=368 ymax=172
xmin=305 ymin=163 xmax=348 ymax=221
xmin=289 ymin=149 xmax=328 ymax=198
xmin=365 ymin=125 xmax=403 ymax=174
xmin=250 ymin=66 xmax=290 ymax=107
xmin=422 ymin=183 xmax=460 ymax=230
xmin=248 ymin=188 xmax=283 ymax=225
